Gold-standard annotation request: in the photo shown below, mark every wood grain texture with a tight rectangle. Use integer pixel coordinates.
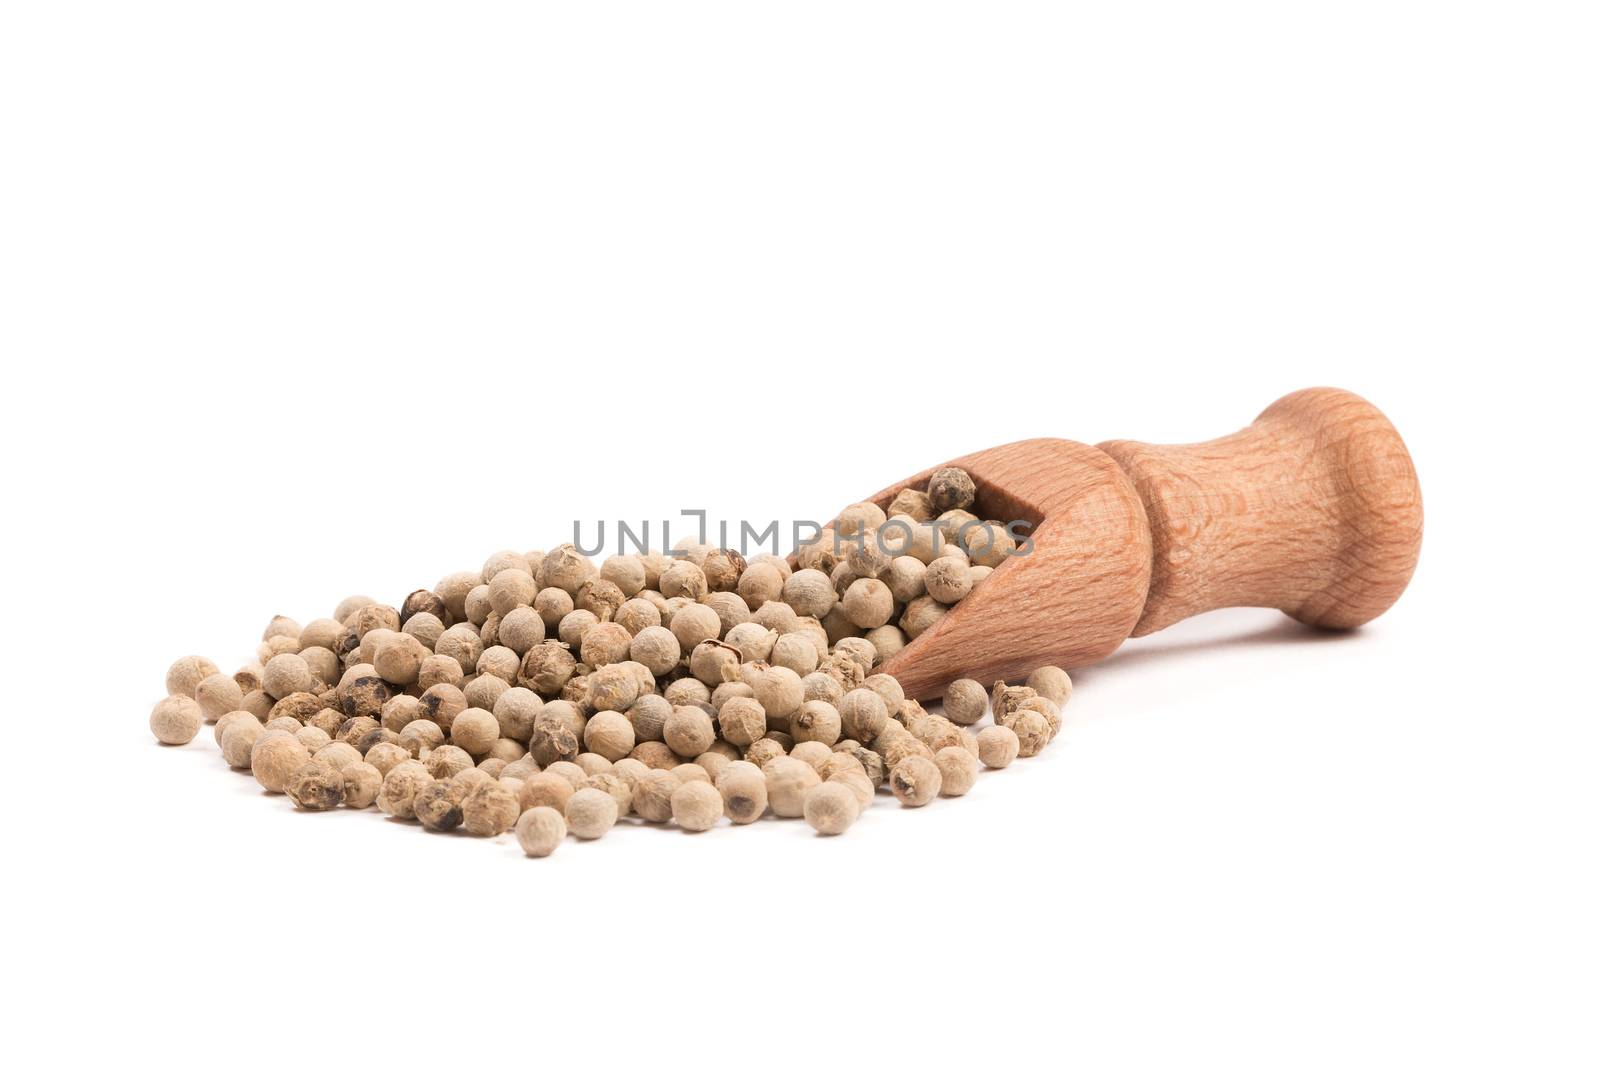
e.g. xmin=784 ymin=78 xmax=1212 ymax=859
xmin=1097 ymin=387 xmax=1423 ymax=636
xmin=860 ymin=440 xmax=1152 ymax=699
xmin=816 ymin=388 xmax=1421 ymax=699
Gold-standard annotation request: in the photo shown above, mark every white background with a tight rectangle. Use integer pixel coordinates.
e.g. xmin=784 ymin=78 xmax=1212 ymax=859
xmin=4 ymin=3 xmax=1596 ymax=1064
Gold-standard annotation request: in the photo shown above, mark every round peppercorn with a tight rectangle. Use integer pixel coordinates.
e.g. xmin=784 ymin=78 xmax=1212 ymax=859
xmin=803 ymin=780 xmax=860 ymax=835
xmin=414 ymin=780 xmax=467 ymax=831
xmin=251 ymin=734 xmax=311 ymax=793
xmin=977 ymin=724 xmax=1018 ymax=767
xmin=663 ymin=704 xmax=715 ymax=759
xmin=165 ymin=655 xmax=219 ymax=699
xmin=286 ymin=761 xmax=345 ymax=811
xmin=1026 ymin=665 xmax=1073 ymax=707
xmin=889 ymin=755 xmax=941 ymax=807
xmin=943 ymin=678 xmax=989 ymax=726
xmin=149 ymin=695 xmax=202 ymax=745
xmin=671 ymin=780 xmax=724 ymax=832
xmin=515 ymin=807 xmax=566 ymax=857
xmin=565 ymin=787 xmax=619 ymax=839
xmin=927 ymin=467 xmax=976 ymax=513
xmin=764 ymin=756 xmax=821 ymax=818
xmin=462 ymin=781 xmax=521 ymax=836
xmin=717 ymin=696 xmax=767 ymax=748
xmin=583 ymin=710 xmax=636 ymax=763
xmin=1005 ymin=708 xmax=1051 ymax=757
xmin=933 ymin=747 xmax=979 ymax=796
xmin=450 ymin=707 xmax=500 ymax=756
xmin=334 ymin=761 xmax=381 ymax=808
xmin=839 ymin=688 xmax=889 ymax=744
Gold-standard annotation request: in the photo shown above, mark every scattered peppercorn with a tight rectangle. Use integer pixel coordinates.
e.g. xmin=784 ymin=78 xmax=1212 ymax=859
xmin=148 ymin=483 xmax=1075 ymax=855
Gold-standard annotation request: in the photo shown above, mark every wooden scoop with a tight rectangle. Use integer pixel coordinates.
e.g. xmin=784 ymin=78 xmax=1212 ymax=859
xmin=858 ymin=387 xmax=1423 ymax=699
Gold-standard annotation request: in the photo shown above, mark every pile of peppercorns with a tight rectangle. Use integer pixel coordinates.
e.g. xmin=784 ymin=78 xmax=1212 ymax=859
xmin=147 ymin=468 xmax=1071 ymax=856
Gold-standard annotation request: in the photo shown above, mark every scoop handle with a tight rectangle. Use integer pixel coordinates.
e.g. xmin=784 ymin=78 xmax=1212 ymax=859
xmin=1097 ymin=388 xmax=1423 ymax=637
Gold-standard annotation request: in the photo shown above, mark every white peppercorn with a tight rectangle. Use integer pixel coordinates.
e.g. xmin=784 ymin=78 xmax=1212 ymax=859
xmin=539 ymin=544 xmax=597 ymax=594
xmin=220 ymin=717 xmax=265 ymax=768
xmin=711 ymin=763 xmax=765 ymax=824
xmin=192 ymin=672 xmax=244 ymax=723
xmin=744 ymin=737 xmax=785 ymax=768
xmin=791 ymin=700 xmax=843 ymax=746
xmin=663 ymin=704 xmax=715 ymax=759
xmin=335 ymin=593 xmax=379 ymax=625
xmin=600 ymin=554 xmax=647 ymax=596
xmin=612 ymin=598 xmax=660 ymax=636
xmin=557 ymin=608 xmax=597 ymax=648
xmin=658 ymin=559 xmax=708 ymax=601
xmin=294 ymin=725 xmax=332 ymax=753
xmin=462 ymin=781 xmax=521 ymax=836
xmin=933 ymin=747 xmax=979 ymax=796
xmin=783 ymin=568 xmax=838 ymax=619
xmin=900 ymin=596 xmax=948 ymax=640
xmin=450 ymin=707 xmax=500 ymax=756
xmin=363 ymin=740 xmax=408 ymax=777
xmin=747 ymin=603 xmax=797 ymax=637
xmin=883 ymin=556 xmax=927 ymax=604
xmin=339 ymin=761 xmax=383 ymax=808
xmin=578 ymin=710 xmax=633 ymax=762
xmin=519 ymin=770 xmax=575 ymax=814
xmin=790 ymin=740 xmax=832 ymax=773
xmin=889 ymin=755 xmax=941 ymax=807
xmin=414 ymin=653 xmax=462 ymax=691
xmin=1005 ymin=709 xmax=1050 ymax=757
xmin=376 ymin=761 xmax=433 ymax=819
xmin=414 ymin=779 xmax=468 ymax=831
xmin=165 ymin=655 xmax=219 ymax=699
xmin=839 ymin=688 xmax=889 ymax=744
xmin=924 ymin=555 xmax=973 ymax=605
xmin=576 ymin=578 xmax=627 ymax=622
xmin=284 ymin=760 xmax=345 ymax=811
xmin=750 ymin=664 xmax=804 ymax=721
xmin=862 ymin=626 xmax=906 ymax=666
xmin=487 ymin=737 xmax=526 ymax=763
xmin=578 ymin=621 xmax=631 ymax=668
xmin=261 ymin=653 xmax=315 ymax=701
xmin=424 ymin=744 xmax=474 ymax=779
xmin=990 ymin=682 xmax=1036 ymax=722
xmin=963 ymin=521 xmax=1016 ymax=568
xmin=888 ymin=487 xmax=934 ymax=522
xmin=533 ymin=586 xmax=574 ymax=629
xmin=724 ymin=621 xmax=775 ymax=664
xmin=398 ymin=718 xmax=444 ymax=756
xmin=559 ymin=787 xmax=615 ymax=839
xmin=803 ymin=781 xmax=860 ymax=835
xmin=630 ymin=740 xmax=678 ymax=770
xmin=927 ymin=466 xmax=976 ymax=513
xmin=252 ymin=734 xmax=310 ymax=793
xmin=1026 ymin=665 xmax=1073 ymax=707
xmin=299 ymin=617 xmax=343 ymax=652
xmin=688 ymin=640 xmax=741 ymax=687
xmin=671 ymin=780 xmax=724 ymax=832
xmin=515 ymin=807 xmax=566 ymax=857
xmin=630 ymin=769 xmax=679 ymax=823
xmin=709 ymin=695 xmax=761 ymax=748
xmin=666 ymin=601 xmax=719 ymax=650
xmin=736 ymin=562 xmax=786 ymax=609
xmin=943 ymin=678 xmax=989 ymax=726
xmin=149 ymin=695 xmax=202 ymax=745
xmin=835 ymin=501 xmax=887 ymax=538
xmin=801 ymin=671 xmax=845 ymax=708
xmin=966 ymin=723 xmax=1017 ymax=771
xmin=701 ymin=548 xmax=747 ymax=594
xmin=1016 ymin=695 xmax=1062 ymax=739
xmin=838 ymin=578 xmax=892 ymax=629
xmin=763 ymin=756 xmax=821 ymax=817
